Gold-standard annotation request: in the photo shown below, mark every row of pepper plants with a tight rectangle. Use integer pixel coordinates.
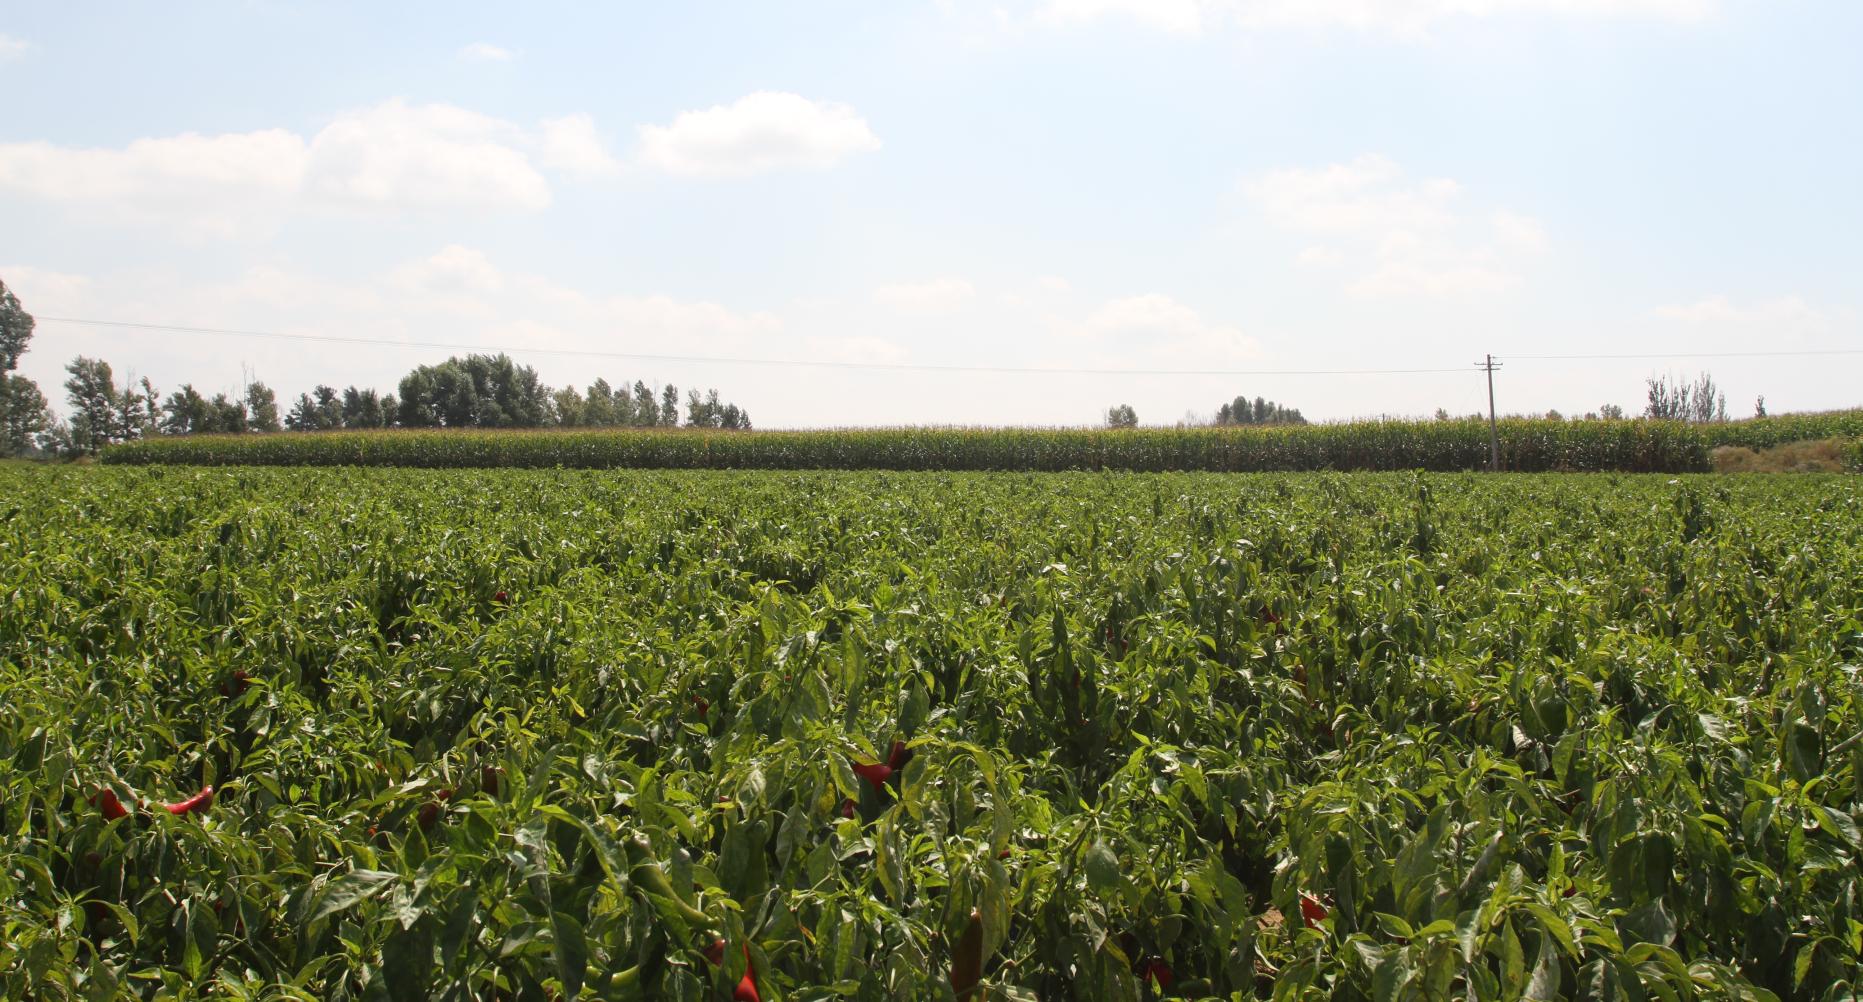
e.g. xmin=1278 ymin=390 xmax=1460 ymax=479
xmin=1 ymin=467 xmax=1858 ymax=999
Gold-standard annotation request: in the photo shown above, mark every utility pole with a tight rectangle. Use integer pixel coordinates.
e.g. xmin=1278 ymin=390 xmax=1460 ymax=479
xmin=1477 ymin=354 xmax=1502 ymax=471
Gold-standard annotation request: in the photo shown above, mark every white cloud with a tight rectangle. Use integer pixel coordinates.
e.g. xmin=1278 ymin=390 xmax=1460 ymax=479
xmin=1042 ymin=0 xmax=1206 ymax=33
xmin=0 ymin=130 xmax=306 ymax=234
xmin=458 ymin=42 xmax=513 ymax=62
xmin=1035 ymin=275 xmax=1073 ymax=293
xmin=0 ymin=265 xmax=91 ymax=314
xmin=975 ymin=0 xmax=1710 ymax=38
xmin=202 ymin=265 xmax=388 ymax=317
xmin=1247 ymin=155 xmax=1459 ymax=232
xmin=0 ymin=130 xmax=306 ymax=204
xmin=586 ymin=293 xmax=780 ymax=342
xmin=390 ymin=245 xmax=506 ymax=296
xmin=1077 ymin=293 xmax=1257 ymax=359
xmin=302 ymin=99 xmax=551 ymax=211
xmin=1225 ymin=0 xmax=1711 ymax=35
xmin=0 ymin=100 xmax=632 ymax=233
xmin=7 ymin=248 xmax=781 ymax=404
xmin=0 ymin=33 xmax=28 ymax=61
xmin=873 ymin=277 xmax=975 ymax=312
xmin=1652 ymin=295 xmax=1831 ymax=334
xmin=1490 ymin=210 xmax=1548 ymax=253
xmin=493 ymin=267 xmax=784 ymax=348
xmin=335 ymin=253 xmax=773 ymax=339
xmin=638 ymin=92 xmax=881 ymax=176
xmin=536 ymin=114 xmax=621 ymax=176
xmin=1349 ymin=255 xmax=1518 ymax=297
xmin=803 ymin=335 xmax=909 ymax=365
xmin=1246 ymin=155 xmax=1543 ymax=298
xmin=1296 ymin=245 xmax=1345 ymax=267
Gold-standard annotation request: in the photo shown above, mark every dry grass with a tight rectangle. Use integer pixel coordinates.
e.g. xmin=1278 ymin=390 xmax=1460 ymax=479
xmin=1711 ymin=438 xmax=1851 ymax=473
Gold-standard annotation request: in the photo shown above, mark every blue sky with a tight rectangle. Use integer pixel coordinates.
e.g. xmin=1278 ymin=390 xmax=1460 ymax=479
xmin=1 ymin=1 xmax=1857 ymax=426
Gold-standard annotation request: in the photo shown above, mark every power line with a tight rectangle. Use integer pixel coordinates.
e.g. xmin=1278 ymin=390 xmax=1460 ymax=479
xmin=36 ymin=315 xmax=1473 ymax=378
xmin=1501 ymin=348 xmax=1863 ymax=361
xmin=39 ymin=314 xmax=1859 ymax=378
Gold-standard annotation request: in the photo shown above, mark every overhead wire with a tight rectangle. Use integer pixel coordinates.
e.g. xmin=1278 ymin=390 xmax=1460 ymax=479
xmin=36 ymin=315 xmax=1862 ymax=378
xmin=1500 ymin=348 xmax=1863 ymax=360
xmin=35 ymin=316 xmax=1469 ymax=377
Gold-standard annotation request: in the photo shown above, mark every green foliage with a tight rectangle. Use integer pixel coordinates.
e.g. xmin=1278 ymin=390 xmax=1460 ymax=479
xmin=60 ymin=356 xmax=152 ymax=455
xmin=684 ymin=388 xmax=751 ymax=430
xmin=101 ymin=418 xmax=1713 ymax=472
xmin=0 ymin=373 xmax=50 ymax=456
xmin=285 ymin=385 xmax=345 ymax=431
xmin=0 ymin=467 xmax=1857 ymax=999
xmin=396 ymin=353 xmax=550 ymax=429
xmin=341 ymin=386 xmax=393 ymax=430
xmin=1704 ymin=410 xmax=1863 ymax=450
xmin=1645 ymin=373 xmax=1727 ymax=424
xmin=161 ymin=384 xmax=249 ymax=436
xmin=245 ymin=382 xmax=282 ymax=434
xmin=0 ymin=276 xmax=33 ymax=374
xmin=1216 ymin=395 xmax=1305 ymax=426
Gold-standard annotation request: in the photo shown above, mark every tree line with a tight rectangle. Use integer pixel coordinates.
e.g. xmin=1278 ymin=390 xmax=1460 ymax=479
xmin=1103 ymin=393 xmax=1309 ymax=429
xmin=0 ymin=277 xmax=750 ymax=457
xmin=1120 ymin=379 xmax=1747 ymax=430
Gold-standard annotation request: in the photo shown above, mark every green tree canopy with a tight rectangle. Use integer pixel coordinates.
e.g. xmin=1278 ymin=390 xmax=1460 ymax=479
xmin=63 ymin=357 xmax=127 ymax=453
xmin=396 ymin=354 xmax=549 ymax=428
xmin=0 ymin=278 xmax=34 ymax=374
xmin=1214 ymin=394 xmax=1305 ymax=426
xmin=0 ymin=375 xmax=50 ymax=456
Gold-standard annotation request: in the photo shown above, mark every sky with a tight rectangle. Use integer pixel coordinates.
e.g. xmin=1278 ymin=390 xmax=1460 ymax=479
xmin=1 ymin=1 xmax=1858 ymax=427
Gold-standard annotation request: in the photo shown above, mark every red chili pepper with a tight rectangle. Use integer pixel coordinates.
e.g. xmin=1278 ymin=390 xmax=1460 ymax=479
xmin=161 ymin=786 xmax=214 ymax=816
xmin=93 ymin=788 xmax=129 ymax=821
xmin=1143 ymin=959 xmax=1175 ymax=989
xmin=887 ymin=740 xmax=913 ymax=771
xmin=851 ymin=761 xmax=893 ymax=791
xmin=481 ymin=766 xmax=501 ymax=796
xmin=840 ymin=798 xmax=857 ymax=819
xmin=493 ymin=590 xmax=509 ymax=604
xmin=417 ymin=789 xmax=451 ymax=831
xmin=1299 ymin=893 xmax=1328 ymax=929
xmin=702 ymin=940 xmax=759 ymax=1001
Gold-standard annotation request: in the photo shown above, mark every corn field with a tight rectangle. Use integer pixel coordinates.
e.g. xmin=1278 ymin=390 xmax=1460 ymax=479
xmin=100 ymin=419 xmax=1713 ymax=473
xmin=1701 ymin=410 xmax=1863 ymax=451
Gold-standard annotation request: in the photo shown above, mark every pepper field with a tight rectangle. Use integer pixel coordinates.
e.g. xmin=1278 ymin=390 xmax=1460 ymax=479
xmin=2 ymin=467 xmax=1860 ymax=1000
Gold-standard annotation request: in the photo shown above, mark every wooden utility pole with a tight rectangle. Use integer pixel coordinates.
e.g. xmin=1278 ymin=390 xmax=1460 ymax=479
xmin=1478 ymin=354 xmax=1502 ymax=471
